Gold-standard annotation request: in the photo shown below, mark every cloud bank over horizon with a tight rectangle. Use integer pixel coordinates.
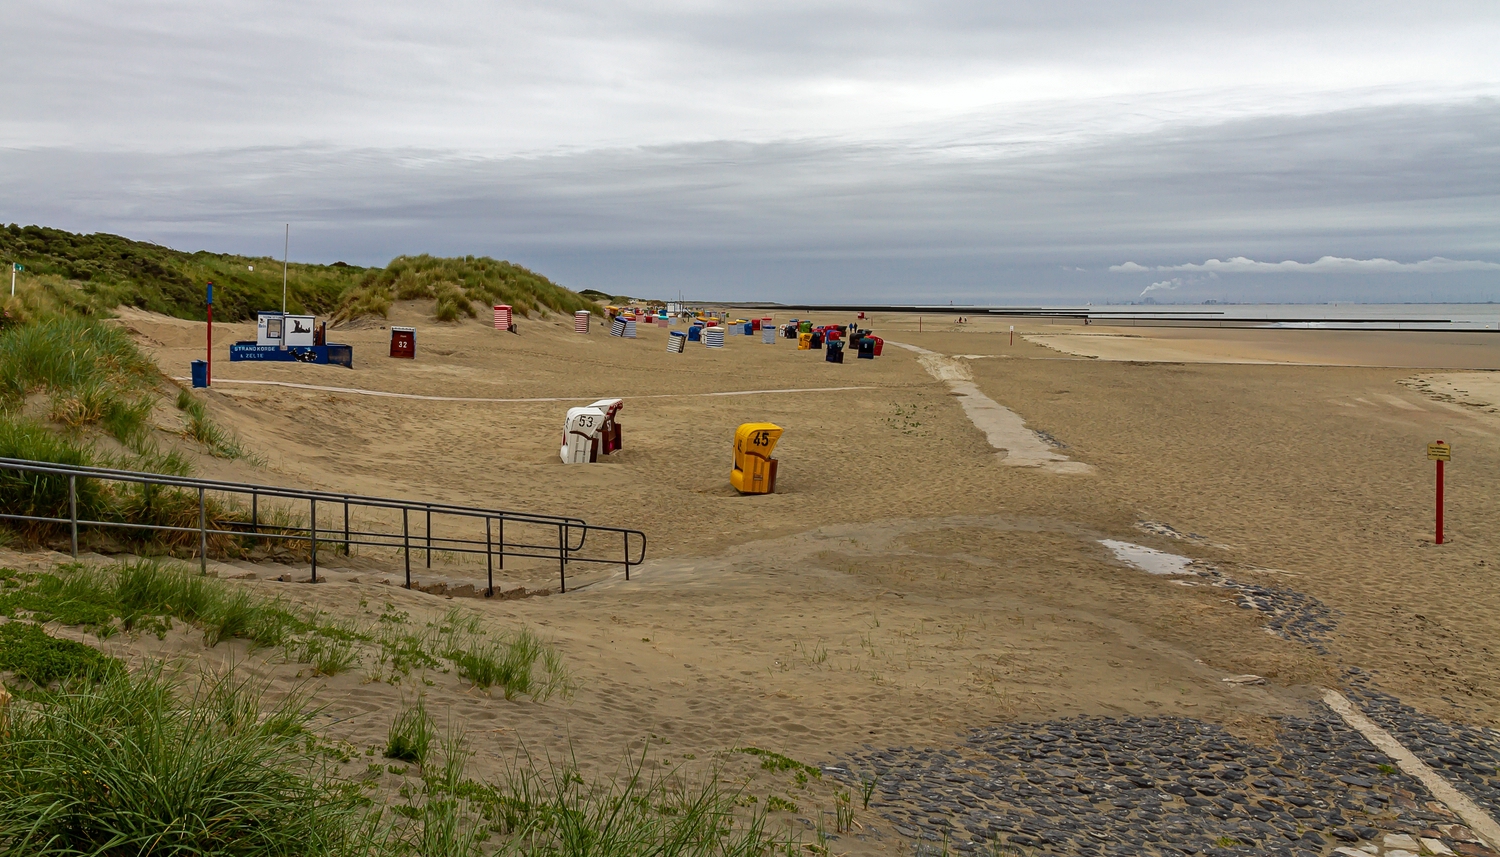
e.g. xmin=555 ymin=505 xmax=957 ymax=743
xmin=1114 ymin=257 xmax=1500 ymax=275
xmin=2 ymin=1 xmax=1497 ymax=303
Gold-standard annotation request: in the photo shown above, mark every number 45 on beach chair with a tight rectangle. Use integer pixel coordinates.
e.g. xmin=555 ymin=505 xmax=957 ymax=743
xmin=731 ymin=423 xmax=783 ymax=494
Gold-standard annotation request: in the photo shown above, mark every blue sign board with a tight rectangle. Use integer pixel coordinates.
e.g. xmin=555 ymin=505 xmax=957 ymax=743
xmin=229 ymin=342 xmax=352 ymax=368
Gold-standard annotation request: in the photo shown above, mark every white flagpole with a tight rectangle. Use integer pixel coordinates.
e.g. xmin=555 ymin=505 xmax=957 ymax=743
xmin=281 ymin=224 xmax=290 ymax=316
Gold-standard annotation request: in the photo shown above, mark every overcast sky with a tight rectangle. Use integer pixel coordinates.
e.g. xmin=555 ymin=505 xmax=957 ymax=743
xmin=3 ymin=1 xmax=1498 ymax=303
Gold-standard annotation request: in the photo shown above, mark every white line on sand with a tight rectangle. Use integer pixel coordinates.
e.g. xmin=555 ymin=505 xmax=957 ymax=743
xmin=173 ymin=378 xmax=874 ymax=403
xmin=885 ymin=342 xmax=1093 ymax=474
xmin=1322 ymin=688 xmax=1500 ymax=849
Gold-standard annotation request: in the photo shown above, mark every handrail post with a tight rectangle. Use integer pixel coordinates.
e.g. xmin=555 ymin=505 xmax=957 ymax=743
xmin=499 ymin=517 xmax=504 ymax=574
xmin=251 ymin=489 xmax=258 ymax=534
xmin=403 ymin=508 xmax=411 ymax=589
xmin=310 ymin=497 xmax=318 ymax=583
xmin=198 ymin=486 xmax=207 ymax=574
xmin=624 ymin=530 xmax=630 ymax=581
xmin=68 ymin=475 xmax=78 ymax=559
xmin=558 ymin=522 xmax=566 ymax=593
xmin=426 ymin=507 xmax=432 ymax=568
xmin=343 ymin=500 xmax=350 ymax=556
xmin=485 ymin=517 xmax=494 ymax=598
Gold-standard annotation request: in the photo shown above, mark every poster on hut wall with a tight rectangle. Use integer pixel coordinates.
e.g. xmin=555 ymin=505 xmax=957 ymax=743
xmin=284 ymin=315 xmax=316 ymax=346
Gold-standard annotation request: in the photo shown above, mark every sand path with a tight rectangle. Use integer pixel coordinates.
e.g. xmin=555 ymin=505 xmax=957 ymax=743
xmin=886 ymin=341 xmax=1093 ymax=473
xmin=169 ymin=377 xmax=876 ymax=404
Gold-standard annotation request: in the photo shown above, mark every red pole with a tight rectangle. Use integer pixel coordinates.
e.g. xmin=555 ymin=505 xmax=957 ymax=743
xmin=1436 ymin=457 xmax=1445 ymax=545
xmin=206 ymin=303 xmax=212 ymax=386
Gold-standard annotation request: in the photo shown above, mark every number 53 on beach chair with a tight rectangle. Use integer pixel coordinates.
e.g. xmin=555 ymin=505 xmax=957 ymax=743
xmin=560 ymin=406 xmax=607 ymax=464
xmin=731 ymin=423 xmax=783 ymax=494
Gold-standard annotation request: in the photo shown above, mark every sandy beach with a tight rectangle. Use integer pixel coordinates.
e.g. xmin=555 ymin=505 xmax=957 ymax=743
xmin=10 ymin=306 xmax=1499 ymax=855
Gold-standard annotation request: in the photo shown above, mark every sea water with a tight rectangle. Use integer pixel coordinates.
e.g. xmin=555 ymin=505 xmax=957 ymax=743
xmin=1082 ymin=303 xmax=1500 ymax=331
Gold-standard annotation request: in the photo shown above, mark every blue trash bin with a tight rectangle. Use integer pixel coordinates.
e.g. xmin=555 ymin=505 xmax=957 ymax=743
xmin=190 ymin=360 xmax=208 ymax=388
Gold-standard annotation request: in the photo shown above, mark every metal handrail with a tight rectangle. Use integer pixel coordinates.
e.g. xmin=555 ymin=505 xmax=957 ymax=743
xmin=0 ymin=458 xmax=646 ymax=594
xmin=0 ymin=457 xmax=589 ymax=533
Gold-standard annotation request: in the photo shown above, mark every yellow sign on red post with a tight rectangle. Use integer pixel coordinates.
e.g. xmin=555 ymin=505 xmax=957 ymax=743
xmin=1429 ymin=440 xmax=1449 ymax=544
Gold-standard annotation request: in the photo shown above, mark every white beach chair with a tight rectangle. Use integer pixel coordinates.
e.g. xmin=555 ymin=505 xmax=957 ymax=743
xmin=560 ymin=407 xmax=607 ymax=464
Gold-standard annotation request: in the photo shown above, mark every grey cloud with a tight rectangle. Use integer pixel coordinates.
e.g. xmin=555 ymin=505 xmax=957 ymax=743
xmin=3 ymin=99 xmax=1496 ymax=303
xmin=1113 ymin=256 xmax=1500 ymax=274
xmin=4 ymin=2 xmax=1498 ymax=152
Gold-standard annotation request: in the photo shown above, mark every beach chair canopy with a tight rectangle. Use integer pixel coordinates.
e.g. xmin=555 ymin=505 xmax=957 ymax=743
xmin=588 ymin=398 xmax=625 ymax=454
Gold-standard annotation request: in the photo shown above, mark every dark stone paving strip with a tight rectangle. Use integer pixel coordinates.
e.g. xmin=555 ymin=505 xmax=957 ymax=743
xmin=1346 ymin=669 xmax=1500 ymax=820
xmin=838 ymin=712 xmax=1498 ymax=857
xmin=1205 ymin=571 xmax=1339 ymax=655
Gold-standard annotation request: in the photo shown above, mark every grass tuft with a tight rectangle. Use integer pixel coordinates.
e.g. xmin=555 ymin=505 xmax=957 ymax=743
xmin=0 ymin=315 xmax=156 ymax=404
xmin=464 ymin=746 xmax=778 ymax=857
xmin=176 ymin=390 xmax=252 ymax=460
xmin=0 ymin=664 xmax=371 ymax=855
xmin=386 ymin=696 xmax=436 ymax=765
xmin=0 ymin=559 xmax=306 ymax=648
xmin=295 ymin=634 xmax=361 ymax=676
xmin=445 ymin=629 xmax=571 ymax=701
xmin=733 ymin=747 xmax=822 ymax=778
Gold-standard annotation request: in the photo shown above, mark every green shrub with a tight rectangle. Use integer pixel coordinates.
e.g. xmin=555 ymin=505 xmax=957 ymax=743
xmin=433 ymin=284 xmax=475 ymax=322
xmin=1 ymin=224 xmax=363 ymax=322
xmin=0 ymin=621 xmax=122 ymax=686
xmin=334 ymin=255 xmax=597 ymax=324
xmin=1 ymin=224 xmax=594 ymax=327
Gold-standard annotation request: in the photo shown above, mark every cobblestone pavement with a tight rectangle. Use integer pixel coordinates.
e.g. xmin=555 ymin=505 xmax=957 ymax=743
xmin=1345 ymin=669 xmax=1500 ymax=819
xmin=822 ymin=541 xmax=1498 ymax=857
xmin=835 ymin=707 xmax=1496 ymax=857
xmin=1209 ymin=572 xmax=1339 ymax=655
